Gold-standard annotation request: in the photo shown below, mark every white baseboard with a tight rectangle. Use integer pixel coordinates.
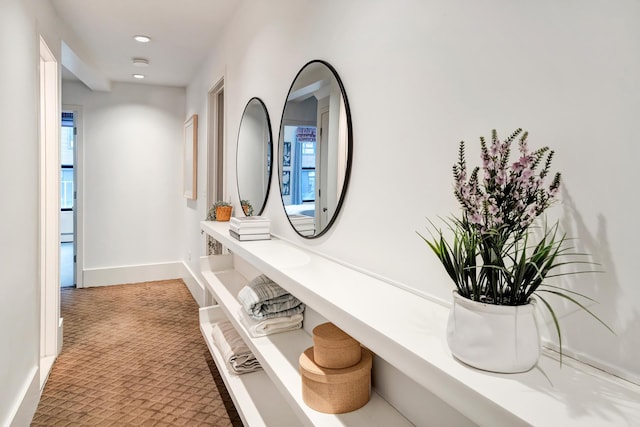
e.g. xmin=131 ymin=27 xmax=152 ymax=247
xmin=6 ymin=366 xmax=39 ymax=427
xmin=82 ymin=262 xmax=185 ymax=287
xmin=82 ymin=261 xmax=209 ymax=309
xmin=57 ymin=317 xmax=63 ymax=356
xmin=181 ymin=261 xmax=206 ymax=307
xmin=39 ymin=356 xmax=56 ymax=391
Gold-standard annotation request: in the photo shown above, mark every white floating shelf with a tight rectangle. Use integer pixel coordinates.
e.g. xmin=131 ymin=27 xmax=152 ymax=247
xmin=201 ymin=220 xmax=640 ymax=427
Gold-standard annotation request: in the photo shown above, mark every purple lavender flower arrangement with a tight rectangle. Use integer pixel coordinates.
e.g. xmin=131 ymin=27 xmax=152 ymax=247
xmin=452 ymin=128 xmax=561 ymax=239
xmin=420 ymin=129 xmax=612 ymax=352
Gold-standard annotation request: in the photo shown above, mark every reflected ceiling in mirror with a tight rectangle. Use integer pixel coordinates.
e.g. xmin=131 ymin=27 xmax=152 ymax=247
xmin=278 ymin=60 xmax=352 ymax=238
xmin=236 ymin=97 xmax=273 ymax=216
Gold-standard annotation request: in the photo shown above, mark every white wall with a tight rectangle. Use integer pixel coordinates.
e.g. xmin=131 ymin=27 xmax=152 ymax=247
xmin=0 ymin=1 xmax=40 ymax=423
xmin=0 ymin=0 xmax=64 ymax=424
xmin=185 ymin=0 xmax=640 ymax=390
xmin=62 ymin=81 xmax=186 ymax=277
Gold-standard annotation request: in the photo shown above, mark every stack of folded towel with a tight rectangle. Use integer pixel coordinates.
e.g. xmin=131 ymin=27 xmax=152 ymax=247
xmin=211 ymin=320 xmax=262 ymax=375
xmin=237 ymin=274 xmax=305 ymax=337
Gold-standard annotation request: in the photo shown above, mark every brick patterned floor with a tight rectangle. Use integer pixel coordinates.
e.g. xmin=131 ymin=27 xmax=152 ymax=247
xmin=32 ymin=280 xmax=242 ymax=426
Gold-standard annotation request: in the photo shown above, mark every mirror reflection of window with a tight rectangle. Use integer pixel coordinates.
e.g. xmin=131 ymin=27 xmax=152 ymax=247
xmin=278 ymin=60 xmax=352 ymax=238
xmin=281 ymin=125 xmax=317 ymax=207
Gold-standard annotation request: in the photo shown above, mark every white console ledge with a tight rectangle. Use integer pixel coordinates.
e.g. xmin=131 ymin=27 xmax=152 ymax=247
xmin=201 ymin=220 xmax=640 ymax=427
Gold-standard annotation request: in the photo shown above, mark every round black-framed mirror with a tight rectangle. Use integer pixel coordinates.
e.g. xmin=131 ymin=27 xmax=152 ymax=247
xmin=236 ymin=97 xmax=273 ymax=217
xmin=277 ymin=60 xmax=353 ymax=238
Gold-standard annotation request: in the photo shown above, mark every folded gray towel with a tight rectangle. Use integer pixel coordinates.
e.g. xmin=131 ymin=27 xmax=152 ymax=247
xmin=247 ymin=302 xmax=306 ymax=321
xmin=237 ymin=274 xmax=305 ymax=320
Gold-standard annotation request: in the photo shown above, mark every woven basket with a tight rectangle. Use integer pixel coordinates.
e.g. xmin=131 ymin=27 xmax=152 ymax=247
xmin=312 ymin=322 xmax=361 ymax=369
xmin=215 ymin=206 xmax=232 ymax=221
xmin=299 ymin=346 xmax=372 ymax=414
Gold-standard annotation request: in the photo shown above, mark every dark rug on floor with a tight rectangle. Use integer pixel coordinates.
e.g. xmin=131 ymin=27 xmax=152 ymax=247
xmin=32 ymin=280 xmax=243 ymax=426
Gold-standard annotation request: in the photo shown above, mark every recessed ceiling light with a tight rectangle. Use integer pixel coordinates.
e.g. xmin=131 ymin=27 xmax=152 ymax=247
xmin=133 ymin=35 xmax=151 ymax=43
xmin=133 ymin=58 xmax=149 ymax=67
xmin=132 ymin=74 xmax=145 ymax=79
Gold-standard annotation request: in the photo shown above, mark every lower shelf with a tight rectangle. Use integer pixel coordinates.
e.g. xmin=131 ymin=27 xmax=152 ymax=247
xmin=199 ymin=305 xmax=298 ymax=427
xmin=200 ymin=255 xmax=412 ymax=426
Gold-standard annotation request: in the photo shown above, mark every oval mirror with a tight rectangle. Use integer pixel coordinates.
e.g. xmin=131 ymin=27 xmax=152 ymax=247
xmin=236 ymin=97 xmax=273 ymax=216
xmin=278 ymin=60 xmax=352 ymax=238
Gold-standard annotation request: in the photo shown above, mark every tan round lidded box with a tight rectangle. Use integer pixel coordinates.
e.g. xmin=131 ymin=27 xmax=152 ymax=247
xmin=299 ymin=346 xmax=372 ymax=414
xmin=312 ymin=322 xmax=361 ymax=369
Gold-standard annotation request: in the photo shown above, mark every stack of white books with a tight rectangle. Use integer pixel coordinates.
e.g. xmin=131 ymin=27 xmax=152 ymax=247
xmin=229 ymin=216 xmax=271 ymax=241
xmin=289 ymin=214 xmax=315 ymax=237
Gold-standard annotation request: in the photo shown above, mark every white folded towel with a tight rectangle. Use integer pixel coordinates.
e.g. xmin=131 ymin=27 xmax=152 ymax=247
xmin=237 ymin=307 xmax=304 ymax=338
xmin=211 ymin=320 xmax=262 ymax=375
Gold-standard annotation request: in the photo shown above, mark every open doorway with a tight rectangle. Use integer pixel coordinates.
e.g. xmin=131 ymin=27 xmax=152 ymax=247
xmin=60 ymin=111 xmax=76 ymax=287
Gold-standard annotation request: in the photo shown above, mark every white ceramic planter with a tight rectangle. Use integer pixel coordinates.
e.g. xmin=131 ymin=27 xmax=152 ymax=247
xmin=446 ymin=291 xmax=540 ymax=373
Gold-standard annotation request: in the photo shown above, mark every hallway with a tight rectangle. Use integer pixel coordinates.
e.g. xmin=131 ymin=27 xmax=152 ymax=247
xmin=32 ymin=280 xmax=241 ymax=426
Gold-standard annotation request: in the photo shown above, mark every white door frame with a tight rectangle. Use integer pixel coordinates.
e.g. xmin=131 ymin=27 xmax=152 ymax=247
xmin=318 ymin=109 xmax=330 ymax=230
xmin=205 ymin=78 xmax=226 ymax=261
xmin=63 ymin=105 xmax=84 ymax=288
xmin=207 ymin=78 xmax=226 ymax=210
xmin=39 ymin=36 xmax=60 ymax=389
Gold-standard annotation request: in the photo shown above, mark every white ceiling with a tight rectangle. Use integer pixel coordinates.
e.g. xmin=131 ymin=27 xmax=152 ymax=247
xmin=51 ymin=0 xmax=240 ymax=88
